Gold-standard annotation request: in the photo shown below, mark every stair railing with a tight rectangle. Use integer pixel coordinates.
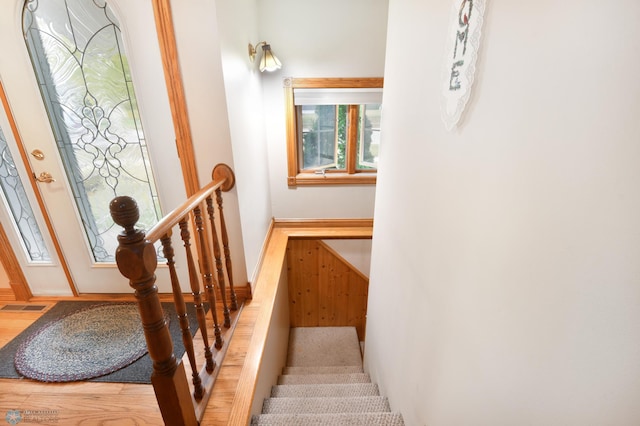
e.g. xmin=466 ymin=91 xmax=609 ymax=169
xmin=109 ymin=163 xmax=238 ymax=426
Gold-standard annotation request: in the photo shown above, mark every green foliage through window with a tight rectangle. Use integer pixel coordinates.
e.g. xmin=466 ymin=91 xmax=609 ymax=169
xmin=298 ymin=104 xmax=378 ymax=171
xmin=286 ymin=77 xmax=382 ymax=185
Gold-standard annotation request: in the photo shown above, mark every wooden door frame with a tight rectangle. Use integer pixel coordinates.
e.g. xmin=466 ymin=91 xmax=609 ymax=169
xmin=0 ymin=223 xmax=32 ymax=301
xmin=3 ymin=0 xmax=199 ymax=300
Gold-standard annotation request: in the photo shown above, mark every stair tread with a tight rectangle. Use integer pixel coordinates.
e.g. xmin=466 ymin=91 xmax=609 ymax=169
xmin=287 ymin=327 xmax=362 ymax=367
xmin=283 ymin=365 xmax=364 ymax=375
xmin=271 ymin=383 xmax=379 ymax=398
xmin=257 ymin=327 xmax=404 ymax=424
xmin=262 ymin=396 xmax=389 ymax=414
xmin=251 ymin=412 xmax=405 ymax=425
xmin=278 ymin=373 xmax=371 ymax=385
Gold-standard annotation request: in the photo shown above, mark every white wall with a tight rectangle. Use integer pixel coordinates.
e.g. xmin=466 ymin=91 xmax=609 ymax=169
xmin=172 ymin=0 xmax=277 ymax=284
xmin=324 ymin=240 xmax=372 ymax=278
xmin=213 ymin=0 xmax=274 ymax=283
xmin=365 ymin=1 xmax=640 ymax=425
xmin=168 ymin=0 xmax=389 ymax=283
xmin=259 ymin=0 xmax=388 ymax=219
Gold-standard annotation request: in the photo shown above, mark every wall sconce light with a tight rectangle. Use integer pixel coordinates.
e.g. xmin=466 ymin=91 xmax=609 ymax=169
xmin=248 ymin=41 xmax=282 ymax=72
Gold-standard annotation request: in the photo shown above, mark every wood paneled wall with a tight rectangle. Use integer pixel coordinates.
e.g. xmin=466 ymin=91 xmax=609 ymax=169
xmin=286 ymin=239 xmax=368 ymax=341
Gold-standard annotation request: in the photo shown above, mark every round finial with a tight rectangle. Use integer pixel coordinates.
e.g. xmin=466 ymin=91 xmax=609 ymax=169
xmin=110 ymin=196 xmax=140 ymax=230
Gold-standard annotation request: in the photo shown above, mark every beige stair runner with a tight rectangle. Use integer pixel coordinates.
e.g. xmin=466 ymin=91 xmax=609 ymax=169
xmin=251 ymin=327 xmax=404 ymax=425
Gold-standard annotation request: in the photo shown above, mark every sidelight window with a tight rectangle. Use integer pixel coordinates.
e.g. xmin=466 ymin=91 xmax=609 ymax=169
xmin=0 ymin=124 xmax=50 ymax=262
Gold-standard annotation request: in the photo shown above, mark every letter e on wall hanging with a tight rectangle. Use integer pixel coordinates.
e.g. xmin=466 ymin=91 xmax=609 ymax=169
xmin=441 ymin=0 xmax=486 ymax=131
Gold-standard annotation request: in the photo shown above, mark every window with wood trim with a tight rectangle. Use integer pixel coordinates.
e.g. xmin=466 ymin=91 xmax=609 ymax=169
xmin=285 ymin=78 xmax=383 ymax=186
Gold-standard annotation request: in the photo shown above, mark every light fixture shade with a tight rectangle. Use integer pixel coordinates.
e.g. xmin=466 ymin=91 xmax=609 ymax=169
xmin=259 ymin=44 xmax=282 ymax=72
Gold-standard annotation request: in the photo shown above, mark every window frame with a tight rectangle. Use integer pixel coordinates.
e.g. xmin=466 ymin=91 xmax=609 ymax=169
xmin=284 ymin=77 xmax=383 ymax=186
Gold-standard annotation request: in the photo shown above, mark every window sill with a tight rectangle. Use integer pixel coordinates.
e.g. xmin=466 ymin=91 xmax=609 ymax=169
xmin=288 ymin=172 xmax=377 ymax=187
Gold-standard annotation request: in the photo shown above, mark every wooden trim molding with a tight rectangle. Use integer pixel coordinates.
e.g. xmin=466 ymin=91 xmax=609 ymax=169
xmin=288 ymin=77 xmax=384 ymax=89
xmin=346 ymin=105 xmax=359 ymax=174
xmin=151 ymin=0 xmax=200 ymax=196
xmin=289 ymin=172 xmax=377 ymax=186
xmin=274 ymin=218 xmax=374 ymax=229
xmin=284 ymin=81 xmax=298 ymax=187
xmin=0 ymin=223 xmax=31 ymax=301
xmin=0 ymin=288 xmax=17 ymax=302
xmin=248 ymin=219 xmax=276 ymax=290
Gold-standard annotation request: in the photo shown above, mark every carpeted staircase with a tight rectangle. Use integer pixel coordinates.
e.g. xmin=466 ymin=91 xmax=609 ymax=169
xmin=251 ymin=326 xmax=404 ymax=425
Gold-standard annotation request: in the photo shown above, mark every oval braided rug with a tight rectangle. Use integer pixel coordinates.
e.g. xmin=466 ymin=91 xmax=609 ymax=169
xmin=14 ymin=303 xmax=152 ymax=382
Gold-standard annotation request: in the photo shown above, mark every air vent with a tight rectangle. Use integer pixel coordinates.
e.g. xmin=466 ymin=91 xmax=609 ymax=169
xmin=0 ymin=304 xmax=48 ymax=312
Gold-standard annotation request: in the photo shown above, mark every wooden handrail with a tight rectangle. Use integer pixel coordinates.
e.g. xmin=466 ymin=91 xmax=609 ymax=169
xmin=146 ymin=164 xmax=233 ymax=242
xmin=109 ymin=163 xmax=238 ymax=426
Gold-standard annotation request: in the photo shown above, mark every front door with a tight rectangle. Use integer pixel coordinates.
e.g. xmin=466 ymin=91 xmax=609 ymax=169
xmin=0 ymin=0 xmax=186 ymax=294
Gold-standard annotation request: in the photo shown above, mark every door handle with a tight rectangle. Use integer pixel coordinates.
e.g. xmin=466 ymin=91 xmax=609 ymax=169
xmin=34 ymin=172 xmax=55 ymax=183
xmin=31 ymin=149 xmax=45 ymax=160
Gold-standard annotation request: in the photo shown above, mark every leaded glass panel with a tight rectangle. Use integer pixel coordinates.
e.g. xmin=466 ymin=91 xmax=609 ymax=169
xmin=0 ymin=127 xmax=50 ymax=262
xmin=23 ymin=0 xmax=162 ymax=262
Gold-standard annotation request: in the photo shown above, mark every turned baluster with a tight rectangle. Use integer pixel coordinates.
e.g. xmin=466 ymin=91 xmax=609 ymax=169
xmin=110 ymin=196 xmax=197 ymax=426
xmin=206 ymin=196 xmax=231 ymax=328
xmin=178 ymin=218 xmax=214 ymax=373
xmin=193 ymin=205 xmax=223 ymax=349
xmin=215 ymin=187 xmax=238 ymax=310
xmin=160 ymin=233 xmax=204 ymax=400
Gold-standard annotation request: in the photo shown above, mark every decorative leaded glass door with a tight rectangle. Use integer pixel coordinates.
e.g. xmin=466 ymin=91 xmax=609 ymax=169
xmin=0 ymin=0 xmax=186 ymax=294
xmin=0 ymin=82 xmax=70 ymax=296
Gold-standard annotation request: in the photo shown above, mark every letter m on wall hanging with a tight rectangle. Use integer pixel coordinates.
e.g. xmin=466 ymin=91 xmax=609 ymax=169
xmin=441 ymin=0 xmax=486 ymax=131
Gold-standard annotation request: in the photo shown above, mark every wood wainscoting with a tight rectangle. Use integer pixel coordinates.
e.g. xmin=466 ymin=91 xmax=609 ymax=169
xmin=286 ymin=239 xmax=369 ymax=341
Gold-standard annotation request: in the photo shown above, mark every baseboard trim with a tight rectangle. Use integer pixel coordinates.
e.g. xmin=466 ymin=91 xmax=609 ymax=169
xmin=274 ymin=218 xmax=373 ymax=228
xmin=0 ymin=288 xmax=16 ymax=302
xmin=248 ymin=218 xmax=276 ymax=295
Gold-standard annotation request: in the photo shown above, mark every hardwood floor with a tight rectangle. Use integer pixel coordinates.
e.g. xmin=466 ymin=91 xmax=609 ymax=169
xmin=0 ymin=301 xmax=163 ymax=425
xmin=0 ymin=297 xmax=252 ymax=426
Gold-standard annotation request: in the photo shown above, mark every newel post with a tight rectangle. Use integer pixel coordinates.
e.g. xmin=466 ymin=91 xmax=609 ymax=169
xmin=110 ymin=196 xmax=197 ymax=426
